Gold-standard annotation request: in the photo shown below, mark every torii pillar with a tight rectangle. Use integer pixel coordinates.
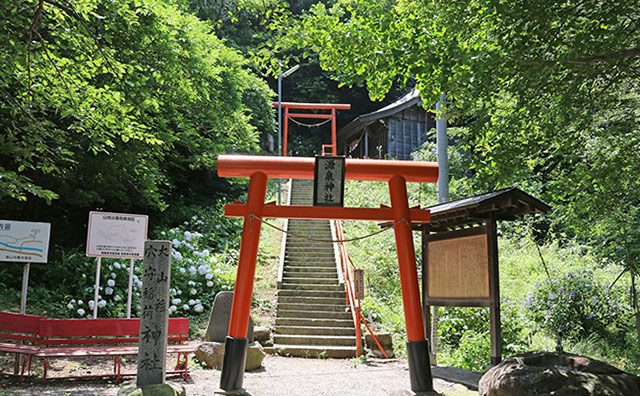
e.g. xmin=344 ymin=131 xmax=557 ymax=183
xmin=217 ymin=155 xmax=439 ymax=395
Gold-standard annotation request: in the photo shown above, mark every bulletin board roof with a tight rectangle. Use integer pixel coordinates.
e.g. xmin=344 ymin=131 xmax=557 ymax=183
xmin=419 ymin=188 xmax=550 ymax=232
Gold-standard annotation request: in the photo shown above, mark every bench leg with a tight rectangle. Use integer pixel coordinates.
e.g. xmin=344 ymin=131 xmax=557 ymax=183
xmin=183 ymin=353 xmax=189 ymax=379
xmin=27 ymin=355 xmax=33 ymax=375
xmin=43 ymin=357 xmax=48 ymax=383
xmin=20 ymin=354 xmax=28 ymax=380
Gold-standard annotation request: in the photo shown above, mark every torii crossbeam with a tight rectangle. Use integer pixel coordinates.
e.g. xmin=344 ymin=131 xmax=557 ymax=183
xmin=217 ymin=154 xmax=439 ymax=394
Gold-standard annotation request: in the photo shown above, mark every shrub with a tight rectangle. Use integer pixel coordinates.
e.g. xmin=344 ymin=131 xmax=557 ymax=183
xmin=64 ymin=215 xmax=239 ymax=319
xmin=525 ymin=270 xmax=629 ymax=344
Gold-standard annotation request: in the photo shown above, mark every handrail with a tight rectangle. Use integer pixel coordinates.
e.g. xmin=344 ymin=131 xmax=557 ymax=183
xmin=332 ymin=220 xmax=389 ymax=359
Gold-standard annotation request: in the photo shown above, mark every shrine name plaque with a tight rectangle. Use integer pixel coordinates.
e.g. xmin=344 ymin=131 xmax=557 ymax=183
xmin=427 ymin=233 xmax=489 ymax=299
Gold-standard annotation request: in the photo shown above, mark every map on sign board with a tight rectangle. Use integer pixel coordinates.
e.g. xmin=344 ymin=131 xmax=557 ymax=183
xmin=0 ymin=220 xmax=51 ymax=263
xmin=86 ymin=212 xmax=148 ymax=259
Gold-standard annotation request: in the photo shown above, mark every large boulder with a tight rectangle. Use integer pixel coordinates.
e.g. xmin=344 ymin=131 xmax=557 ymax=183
xmin=479 ymin=351 xmax=640 ymax=396
xmin=204 ymin=291 xmax=254 ymax=342
xmin=194 ymin=341 xmax=265 ymax=372
xmin=194 ymin=341 xmax=225 ymax=369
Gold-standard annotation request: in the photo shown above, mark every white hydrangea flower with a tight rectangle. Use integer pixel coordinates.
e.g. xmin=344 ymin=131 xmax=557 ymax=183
xmin=173 ymin=250 xmax=183 ymax=261
xmin=105 ymin=287 xmax=114 ymax=295
xmin=67 ymin=303 xmax=74 ymax=310
xmin=189 ymin=266 xmax=197 ymax=275
xmin=188 ymin=280 xmax=195 ymax=286
xmin=78 ymin=300 xmax=84 ymax=305
xmin=183 ymin=304 xmax=190 ymax=310
xmin=184 ymin=231 xmax=192 ymax=240
xmin=114 ymin=295 xmax=122 ymax=302
xmin=70 ymin=299 xmax=76 ymax=304
xmin=207 ymin=281 xmax=214 ymax=287
xmin=117 ymin=312 xmax=125 ymax=318
xmin=205 ymin=272 xmax=214 ymax=280
xmin=179 ymin=267 xmax=186 ymax=274
xmin=190 ymin=288 xmax=197 ymax=295
xmin=188 ymin=299 xmax=195 ymax=306
xmin=194 ymin=304 xmax=204 ymax=313
xmin=114 ymin=262 xmax=122 ymax=269
xmin=110 ymin=272 xmax=116 ymax=279
xmin=172 ymin=298 xmax=181 ymax=305
xmin=169 ymin=305 xmax=177 ymax=313
xmin=107 ymin=279 xmax=116 ymax=287
xmin=177 ymin=289 xmax=182 ymax=295
xmin=98 ymin=300 xmax=107 ymax=308
xmin=195 ymin=299 xmax=201 ymax=304
xmin=198 ymin=265 xmax=207 ymax=275
xmin=202 ymin=249 xmax=210 ymax=257
xmin=77 ymin=308 xmax=85 ymax=316
xmin=88 ymin=300 xmax=95 ymax=309
xmin=172 ymin=238 xmax=181 ymax=247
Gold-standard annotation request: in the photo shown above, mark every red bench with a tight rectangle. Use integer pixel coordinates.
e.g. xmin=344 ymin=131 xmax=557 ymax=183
xmin=0 ymin=312 xmax=43 ymax=379
xmin=36 ymin=317 xmax=196 ymax=382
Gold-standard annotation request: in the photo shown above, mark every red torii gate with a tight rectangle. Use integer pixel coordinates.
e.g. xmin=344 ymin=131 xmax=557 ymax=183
xmin=272 ymin=102 xmax=351 ymax=156
xmin=217 ymin=155 xmax=439 ymax=394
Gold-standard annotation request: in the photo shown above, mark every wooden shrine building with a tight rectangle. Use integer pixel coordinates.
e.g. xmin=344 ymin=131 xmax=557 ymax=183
xmin=419 ymin=188 xmax=550 ymax=364
xmin=338 ymin=89 xmax=435 ymax=159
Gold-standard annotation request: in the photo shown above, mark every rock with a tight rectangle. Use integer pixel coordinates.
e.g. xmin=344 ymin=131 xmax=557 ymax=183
xmin=118 ymin=381 xmax=186 ymax=396
xmin=194 ymin=341 xmax=265 ymax=371
xmin=365 ymin=331 xmax=395 ymax=358
xmin=479 ymin=351 xmax=640 ymax=396
xmin=195 ymin=341 xmax=225 ymax=369
xmin=253 ymin=326 xmax=271 ymax=344
xmin=245 ymin=342 xmax=266 ymax=371
xmin=204 ymin=292 xmax=254 ymax=343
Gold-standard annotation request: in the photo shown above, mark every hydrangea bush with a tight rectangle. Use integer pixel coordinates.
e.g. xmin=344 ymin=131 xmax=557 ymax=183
xmin=525 ymin=270 xmax=628 ymax=342
xmin=66 ymin=214 xmax=239 ymax=319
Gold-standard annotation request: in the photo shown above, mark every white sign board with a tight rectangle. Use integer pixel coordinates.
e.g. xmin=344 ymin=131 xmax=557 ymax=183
xmin=0 ymin=220 xmax=51 ymax=263
xmin=86 ymin=212 xmax=148 ymax=258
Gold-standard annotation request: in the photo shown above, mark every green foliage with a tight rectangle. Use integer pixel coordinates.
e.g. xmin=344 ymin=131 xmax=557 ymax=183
xmin=526 ymin=271 xmax=629 ymax=343
xmin=0 ymin=0 xmax=273 ymax=245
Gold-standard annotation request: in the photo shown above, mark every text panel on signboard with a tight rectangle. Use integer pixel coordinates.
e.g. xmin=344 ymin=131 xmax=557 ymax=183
xmin=427 ymin=234 xmax=489 ymax=299
xmin=0 ymin=220 xmax=51 ymax=263
xmin=86 ymin=212 xmax=148 ymax=259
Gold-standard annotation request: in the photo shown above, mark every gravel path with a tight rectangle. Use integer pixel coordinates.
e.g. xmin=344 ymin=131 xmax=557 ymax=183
xmin=2 ymin=356 xmax=476 ymax=396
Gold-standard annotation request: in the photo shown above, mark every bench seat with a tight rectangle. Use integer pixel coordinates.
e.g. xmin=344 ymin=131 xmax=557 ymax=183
xmin=37 ymin=318 xmax=195 ymax=382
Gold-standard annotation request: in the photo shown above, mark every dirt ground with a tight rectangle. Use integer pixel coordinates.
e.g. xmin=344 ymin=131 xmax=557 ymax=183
xmin=1 ymin=355 xmax=478 ymax=396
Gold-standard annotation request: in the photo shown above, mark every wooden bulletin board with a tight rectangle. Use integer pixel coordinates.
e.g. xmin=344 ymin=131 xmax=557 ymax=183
xmin=424 ymin=226 xmax=491 ymax=306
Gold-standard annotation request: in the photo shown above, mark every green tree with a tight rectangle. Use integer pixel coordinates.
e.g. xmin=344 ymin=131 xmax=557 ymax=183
xmin=1 ymin=0 xmax=274 ymax=242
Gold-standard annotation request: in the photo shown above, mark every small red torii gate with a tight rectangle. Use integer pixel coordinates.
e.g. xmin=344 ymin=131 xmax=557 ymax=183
xmin=217 ymin=155 xmax=438 ymax=394
xmin=272 ymin=102 xmax=351 ymax=156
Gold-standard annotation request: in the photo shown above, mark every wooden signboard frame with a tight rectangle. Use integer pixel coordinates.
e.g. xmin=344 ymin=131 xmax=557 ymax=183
xmin=422 ymin=214 xmax=502 ymax=365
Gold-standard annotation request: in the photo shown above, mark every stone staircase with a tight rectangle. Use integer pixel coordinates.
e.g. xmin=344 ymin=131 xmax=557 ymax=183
xmin=273 ymin=179 xmax=358 ymax=358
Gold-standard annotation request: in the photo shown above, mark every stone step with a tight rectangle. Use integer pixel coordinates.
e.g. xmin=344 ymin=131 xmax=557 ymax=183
xmin=275 ymin=325 xmax=356 ymax=336
xmin=281 ymin=277 xmax=339 ymax=285
xmin=284 ymin=266 xmax=337 ymax=273
xmin=273 ymin=345 xmax=357 ymax=358
xmin=277 ymin=296 xmax=346 ymax=305
xmin=276 ymin=309 xmax=351 ymax=320
xmin=277 ymin=302 xmax=349 ymax=313
xmin=283 ymin=272 xmax=337 ymax=279
xmin=274 ymin=334 xmax=356 ymax=347
xmin=286 ymin=253 xmax=336 ymax=259
xmin=285 ymin=249 xmax=335 ymax=256
xmin=275 ymin=317 xmax=354 ymax=328
xmin=277 ymin=289 xmax=346 ymax=299
xmin=279 ymin=283 xmax=344 ymax=291
xmin=284 ymin=257 xmax=336 ymax=264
